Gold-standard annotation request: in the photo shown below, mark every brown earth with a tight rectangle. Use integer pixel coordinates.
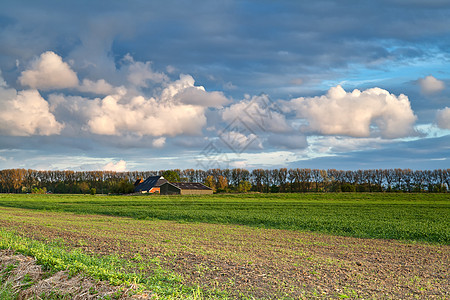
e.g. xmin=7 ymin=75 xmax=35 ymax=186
xmin=0 ymin=207 xmax=449 ymax=299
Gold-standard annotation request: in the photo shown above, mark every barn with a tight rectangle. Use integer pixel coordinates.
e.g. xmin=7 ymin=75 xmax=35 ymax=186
xmin=134 ymin=176 xmax=168 ymax=193
xmin=159 ymin=182 xmax=213 ymax=195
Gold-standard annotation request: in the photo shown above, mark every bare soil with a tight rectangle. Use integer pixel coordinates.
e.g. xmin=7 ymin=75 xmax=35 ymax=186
xmin=0 ymin=207 xmax=449 ymax=299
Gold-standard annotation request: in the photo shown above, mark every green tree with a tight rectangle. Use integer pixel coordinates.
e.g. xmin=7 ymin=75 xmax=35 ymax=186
xmin=78 ymin=182 xmax=90 ymax=194
xmin=111 ymin=179 xmax=134 ymax=194
xmin=237 ymin=181 xmax=251 ymax=193
xmin=162 ymin=170 xmax=181 ymax=182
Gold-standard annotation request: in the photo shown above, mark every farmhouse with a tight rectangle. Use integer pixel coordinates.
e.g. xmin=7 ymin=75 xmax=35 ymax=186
xmin=134 ymin=176 xmax=213 ymax=195
xmin=159 ymin=182 xmax=213 ymax=195
xmin=134 ymin=176 xmax=168 ymax=193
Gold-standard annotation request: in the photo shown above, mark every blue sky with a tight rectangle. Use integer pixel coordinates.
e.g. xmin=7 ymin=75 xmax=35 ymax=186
xmin=0 ymin=0 xmax=449 ymax=171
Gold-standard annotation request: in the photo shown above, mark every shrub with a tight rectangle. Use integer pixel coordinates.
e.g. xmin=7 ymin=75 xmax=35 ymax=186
xmin=341 ymin=183 xmax=356 ymax=192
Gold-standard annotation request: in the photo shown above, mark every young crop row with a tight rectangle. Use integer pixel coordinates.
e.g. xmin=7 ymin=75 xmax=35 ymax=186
xmin=0 ymin=229 xmax=226 ymax=299
xmin=0 ymin=193 xmax=448 ymax=244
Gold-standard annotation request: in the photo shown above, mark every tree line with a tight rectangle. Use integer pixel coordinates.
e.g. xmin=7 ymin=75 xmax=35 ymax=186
xmin=0 ymin=168 xmax=448 ymax=194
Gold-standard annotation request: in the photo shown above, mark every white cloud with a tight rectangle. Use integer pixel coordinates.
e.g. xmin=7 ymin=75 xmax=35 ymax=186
xmin=227 ymin=151 xmax=299 ymax=168
xmin=152 ymin=137 xmax=166 ymax=148
xmin=307 ymin=135 xmax=392 ymax=154
xmin=436 ymin=107 xmax=450 ymax=129
xmin=103 ymin=160 xmax=127 ymax=172
xmin=87 ymin=94 xmax=207 ymax=136
xmin=78 ymin=79 xmax=120 ymax=95
xmin=222 ymin=94 xmax=292 ymax=133
xmin=166 ymin=65 xmax=176 ymax=74
xmin=219 ymin=131 xmax=262 ymax=152
xmin=175 ymin=86 xmax=230 ymax=107
xmin=288 ymin=85 xmax=417 ymax=139
xmin=163 ymin=74 xmax=230 ymax=107
xmin=47 ymin=71 xmax=229 ymax=137
xmin=418 ymin=75 xmax=445 ymax=94
xmin=0 ymin=76 xmax=64 ymax=136
xmin=19 ymin=51 xmax=79 ymax=90
xmin=124 ymin=54 xmax=168 ymax=87
xmin=15 ymin=52 xmax=231 ymax=139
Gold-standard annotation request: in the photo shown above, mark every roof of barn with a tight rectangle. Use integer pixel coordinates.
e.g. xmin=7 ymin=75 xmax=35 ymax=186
xmin=134 ymin=175 xmax=168 ymax=192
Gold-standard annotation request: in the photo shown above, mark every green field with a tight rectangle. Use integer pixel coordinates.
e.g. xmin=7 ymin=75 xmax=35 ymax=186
xmin=0 ymin=193 xmax=448 ymax=244
xmin=0 ymin=193 xmax=449 ymax=299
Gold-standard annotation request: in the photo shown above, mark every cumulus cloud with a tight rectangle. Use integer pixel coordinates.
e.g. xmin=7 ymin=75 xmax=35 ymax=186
xmin=0 ymin=75 xmax=64 ymax=136
xmin=288 ymin=85 xmax=417 ymax=139
xmin=87 ymin=94 xmax=207 ymax=136
xmin=26 ymin=52 xmax=233 ymax=138
xmin=78 ymin=79 xmax=120 ymax=95
xmin=49 ymin=74 xmax=228 ymax=137
xmin=152 ymin=137 xmax=166 ymax=148
xmin=0 ymin=88 xmax=62 ymax=135
xmin=436 ymin=107 xmax=450 ymax=129
xmin=124 ymin=54 xmax=168 ymax=87
xmin=163 ymin=74 xmax=230 ymax=107
xmin=103 ymin=160 xmax=127 ymax=172
xmin=418 ymin=75 xmax=445 ymax=94
xmin=219 ymin=131 xmax=262 ymax=152
xmin=19 ymin=51 xmax=79 ymax=90
xmin=222 ymin=94 xmax=292 ymax=133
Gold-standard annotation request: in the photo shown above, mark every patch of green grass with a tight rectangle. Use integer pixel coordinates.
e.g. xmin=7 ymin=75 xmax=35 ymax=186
xmin=1 ymin=263 xmax=17 ymax=284
xmin=0 ymin=193 xmax=448 ymax=244
xmin=0 ymin=282 xmax=16 ymax=300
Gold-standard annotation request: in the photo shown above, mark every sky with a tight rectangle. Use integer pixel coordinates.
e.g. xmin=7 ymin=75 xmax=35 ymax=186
xmin=0 ymin=0 xmax=449 ymax=172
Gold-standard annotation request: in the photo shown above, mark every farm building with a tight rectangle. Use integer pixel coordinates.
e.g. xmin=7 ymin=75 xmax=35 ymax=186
xmin=134 ymin=176 xmax=168 ymax=193
xmin=159 ymin=182 xmax=213 ymax=195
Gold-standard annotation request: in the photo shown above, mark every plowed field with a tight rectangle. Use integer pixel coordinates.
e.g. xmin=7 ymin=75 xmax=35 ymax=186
xmin=0 ymin=206 xmax=448 ymax=299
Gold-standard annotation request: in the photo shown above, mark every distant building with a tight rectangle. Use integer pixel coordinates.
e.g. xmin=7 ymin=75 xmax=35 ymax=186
xmin=159 ymin=182 xmax=213 ymax=195
xmin=134 ymin=176 xmax=168 ymax=193
xmin=134 ymin=176 xmax=213 ymax=195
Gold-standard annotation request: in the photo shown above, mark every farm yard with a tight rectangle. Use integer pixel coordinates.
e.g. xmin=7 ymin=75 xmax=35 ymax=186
xmin=0 ymin=193 xmax=449 ymax=299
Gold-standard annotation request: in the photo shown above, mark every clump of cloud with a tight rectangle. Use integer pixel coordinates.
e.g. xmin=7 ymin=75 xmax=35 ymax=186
xmin=152 ymin=137 xmax=166 ymax=148
xmin=87 ymin=94 xmax=207 ymax=137
xmin=163 ymin=74 xmax=230 ymax=107
xmin=0 ymin=74 xmax=64 ymax=136
xmin=85 ymin=74 xmax=225 ymax=136
xmin=287 ymin=85 xmax=417 ymax=139
xmin=222 ymin=94 xmax=292 ymax=133
xmin=5 ymin=51 xmax=235 ymax=139
xmin=436 ymin=107 xmax=450 ymax=129
xmin=19 ymin=51 xmax=79 ymax=90
xmin=103 ymin=160 xmax=127 ymax=172
xmin=1 ymin=50 xmax=425 ymax=152
xmin=418 ymin=75 xmax=445 ymax=94
xmin=219 ymin=131 xmax=263 ymax=152
xmin=124 ymin=54 xmax=168 ymax=87
xmin=78 ymin=79 xmax=120 ymax=95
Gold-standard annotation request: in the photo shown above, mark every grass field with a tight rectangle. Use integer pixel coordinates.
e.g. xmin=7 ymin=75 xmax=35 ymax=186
xmin=0 ymin=193 xmax=449 ymax=299
xmin=0 ymin=193 xmax=448 ymax=244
